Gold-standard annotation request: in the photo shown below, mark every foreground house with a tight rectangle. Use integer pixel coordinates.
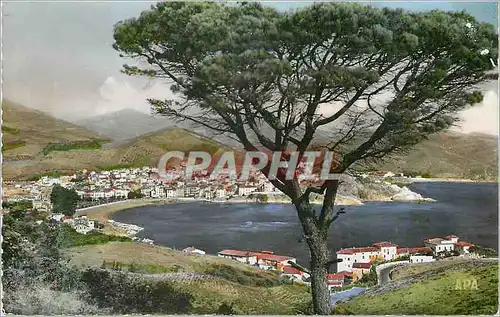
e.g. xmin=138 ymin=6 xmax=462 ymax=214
xmin=327 ymin=271 xmax=353 ymax=292
xmin=352 ymin=262 xmax=373 ymax=281
xmin=424 ymin=235 xmax=474 ymax=255
xmin=281 ymin=266 xmax=309 ymax=282
xmin=217 ymin=249 xmax=296 ymax=270
xmin=217 ymin=249 xmax=258 ymax=265
xmin=336 ymin=246 xmax=384 ymax=272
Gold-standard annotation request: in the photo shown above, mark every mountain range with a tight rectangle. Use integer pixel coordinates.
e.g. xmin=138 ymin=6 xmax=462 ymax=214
xmin=2 ymin=101 xmax=498 ymax=181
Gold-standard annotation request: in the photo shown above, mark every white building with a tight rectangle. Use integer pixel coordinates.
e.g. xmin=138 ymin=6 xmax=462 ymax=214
xmin=182 ymin=247 xmax=206 ymax=255
xmin=216 ymin=189 xmax=226 ymax=198
xmin=410 ymin=255 xmax=435 ymax=263
xmin=373 ymin=242 xmax=398 ymax=261
xmin=336 ymin=247 xmax=381 ymax=272
xmin=114 ymin=189 xmax=129 ymax=199
xmin=238 ymin=186 xmax=258 ymax=197
xmin=424 ymin=237 xmax=457 ymax=255
xmin=72 ymin=216 xmax=96 ymax=235
xmin=150 ymin=186 xmax=166 ymax=198
xmin=166 ymin=188 xmax=178 ymax=198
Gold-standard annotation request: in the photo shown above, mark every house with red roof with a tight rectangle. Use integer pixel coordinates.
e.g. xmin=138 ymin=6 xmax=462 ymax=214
xmin=352 ymin=262 xmax=373 ymax=281
xmin=217 ymin=249 xmax=296 ymax=270
xmin=281 ymin=266 xmax=309 ymax=282
xmin=217 ymin=249 xmax=258 ymax=265
xmin=372 ymin=242 xmax=399 ymax=261
xmin=336 ymin=242 xmax=399 ymax=273
xmin=327 ymin=271 xmax=352 ymax=291
xmin=424 ymin=234 xmax=474 ymax=256
xmin=252 ymin=251 xmax=297 ymax=271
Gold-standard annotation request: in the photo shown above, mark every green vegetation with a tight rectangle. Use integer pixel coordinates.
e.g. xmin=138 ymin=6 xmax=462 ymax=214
xmin=56 ymin=225 xmax=132 ymax=248
xmin=101 ymin=260 xmax=182 ymax=273
xmin=3 ymin=200 xmax=33 ymax=212
xmin=2 ymin=140 xmax=26 ymax=151
xmin=355 ymin=265 xmax=378 ymax=287
xmin=29 ymin=170 xmax=72 ymax=181
xmin=128 ymin=189 xmax=144 ymax=199
xmin=81 ymin=268 xmax=193 ymax=314
xmin=204 ymin=263 xmax=291 ymax=287
xmin=334 ymin=265 xmax=498 ymax=315
xmin=50 ymin=184 xmax=79 ymax=216
xmin=2 ymin=125 xmax=20 ymax=135
xmin=469 ymin=245 xmax=498 ymax=258
xmin=42 ymin=139 xmax=104 ymax=155
xmin=249 ymin=193 xmax=269 ymax=203
xmin=96 ymin=163 xmax=136 ymax=171
xmin=3 ymin=201 xmax=311 ymax=315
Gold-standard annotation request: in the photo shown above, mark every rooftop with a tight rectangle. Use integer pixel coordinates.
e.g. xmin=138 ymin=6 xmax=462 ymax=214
xmin=337 ymin=247 xmax=378 ymax=255
xmin=352 ymin=262 xmax=373 ymax=269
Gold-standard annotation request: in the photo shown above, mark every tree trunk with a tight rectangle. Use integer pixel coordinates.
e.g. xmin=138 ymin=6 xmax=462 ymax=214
xmin=295 ymin=200 xmax=331 ymax=315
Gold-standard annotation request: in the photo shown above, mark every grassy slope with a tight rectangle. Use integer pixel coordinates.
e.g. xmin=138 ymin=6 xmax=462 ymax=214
xmin=2 ymin=100 xmax=110 ymax=160
xmin=376 ymin=131 xmax=498 ymax=180
xmin=66 ymin=242 xmax=311 ymax=314
xmin=3 ymin=127 xmax=229 ymax=181
xmin=334 ymin=261 xmax=498 ymax=315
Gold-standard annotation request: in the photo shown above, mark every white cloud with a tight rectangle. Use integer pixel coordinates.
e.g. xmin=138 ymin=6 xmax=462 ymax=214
xmin=93 ymin=76 xmax=173 ymax=117
xmin=453 ymin=89 xmax=499 ymax=135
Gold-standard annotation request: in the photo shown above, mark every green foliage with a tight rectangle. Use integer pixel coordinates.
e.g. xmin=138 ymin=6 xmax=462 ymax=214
xmin=81 ymin=268 xmax=193 ymax=314
xmin=42 ymin=139 xmax=104 ymax=155
xmin=29 ymin=170 xmax=69 ymax=181
xmin=96 ymin=163 xmax=136 ymax=171
xmin=217 ymin=302 xmax=237 ymax=315
xmin=128 ymin=189 xmax=144 ymax=199
xmin=3 ymin=200 xmax=33 ymax=212
xmin=256 ymin=193 xmax=269 ymax=203
xmin=469 ymin=245 xmax=498 ymax=257
xmin=356 ymin=265 xmax=378 ymax=287
xmin=2 ymin=125 xmax=20 ymax=135
xmin=335 ymin=265 xmax=498 ymax=315
xmin=204 ymin=264 xmax=288 ymax=287
xmin=56 ymin=224 xmax=132 ymax=248
xmin=113 ymin=2 xmax=497 ymax=314
xmin=50 ymin=184 xmax=79 ymax=216
xmin=100 ymin=260 xmax=181 ymax=274
xmin=2 ymin=140 xmax=26 ymax=151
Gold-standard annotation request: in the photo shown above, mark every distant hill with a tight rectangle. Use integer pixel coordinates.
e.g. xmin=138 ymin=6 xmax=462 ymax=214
xmin=2 ymin=101 xmax=497 ymax=181
xmin=374 ymin=131 xmax=498 ymax=180
xmin=74 ymin=109 xmax=175 ymax=144
xmin=2 ymin=100 xmax=111 ymax=161
xmin=2 ymin=126 xmax=231 ymax=180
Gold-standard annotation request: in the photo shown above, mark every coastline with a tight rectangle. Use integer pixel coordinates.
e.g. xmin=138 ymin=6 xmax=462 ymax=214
xmin=409 ymin=177 xmax=497 ymax=183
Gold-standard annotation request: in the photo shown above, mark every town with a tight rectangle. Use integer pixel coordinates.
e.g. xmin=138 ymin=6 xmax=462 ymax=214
xmin=3 ymin=164 xmax=483 ymax=294
xmin=209 ymin=233 xmax=479 ymax=292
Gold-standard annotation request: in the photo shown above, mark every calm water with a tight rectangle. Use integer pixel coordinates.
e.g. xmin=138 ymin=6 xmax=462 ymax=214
xmin=112 ymin=182 xmax=498 ymax=268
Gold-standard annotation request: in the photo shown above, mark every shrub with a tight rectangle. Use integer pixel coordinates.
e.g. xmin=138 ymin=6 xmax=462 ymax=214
xmin=81 ymin=268 xmax=193 ymax=314
xmin=204 ymin=264 xmax=283 ymax=287
xmin=4 ymin=283 xmax=103 ymax=315
xmin=217 ymin=302 xmax=237 ymax=315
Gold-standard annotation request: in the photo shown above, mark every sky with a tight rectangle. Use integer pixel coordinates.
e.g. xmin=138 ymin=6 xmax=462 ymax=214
xmin=2 ymin=1 xmax=499 ymax=135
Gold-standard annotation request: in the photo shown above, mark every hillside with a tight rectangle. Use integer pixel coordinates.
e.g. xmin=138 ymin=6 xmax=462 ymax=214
xmin=3 ymin=126 xmax=231 ymax=180
xmin=2 ymin=101 xmax=497 ymax=181
xmin=74 ymin=109 xmax=175 ymax=144
xmin=374 ymin=131 xmax=498 ymax=180
xmin=2 ymin=100 xmax=111 ymax=161
xmin=66 ymin=242 xmax=311 ymax=315
xmin=334 ymin=259 xmax=498 ymax=315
